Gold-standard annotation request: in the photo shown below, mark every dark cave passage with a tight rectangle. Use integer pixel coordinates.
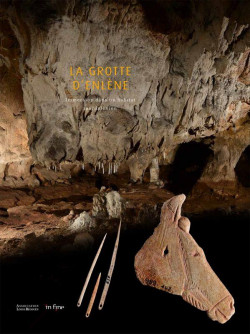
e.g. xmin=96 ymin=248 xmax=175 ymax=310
xmin=235 ymin=145 xmax=250 ymax=187
xmin=165 ymin=141 xmax=213 ymax=195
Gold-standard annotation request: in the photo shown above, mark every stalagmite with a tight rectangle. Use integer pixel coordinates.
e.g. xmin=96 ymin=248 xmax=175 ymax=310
xmin=99 ymin=220 xmax=121 ymax=310
xmin=134 ymin=195 xmax=235 ymax=324
xmin=85 ymin=273 xmax=101 ymax=318
xmin=77 ymin=233 xmax=107 ymax=307
xmin=150 ymin=157 xmax=160 ymax=184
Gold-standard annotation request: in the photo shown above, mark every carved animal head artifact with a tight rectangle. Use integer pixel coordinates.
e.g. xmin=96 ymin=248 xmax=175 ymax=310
xmin=134 ymin=194 xmax=235 ymax=324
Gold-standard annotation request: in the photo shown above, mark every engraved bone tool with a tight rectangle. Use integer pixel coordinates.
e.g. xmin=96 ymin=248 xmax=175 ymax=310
xmin=77 ymin=233 xmax=107 ymax=307
xmin=99 ymin=220 xmax=121 ymax=310
xmin=85 ymin=272 xmax=101 ymax=318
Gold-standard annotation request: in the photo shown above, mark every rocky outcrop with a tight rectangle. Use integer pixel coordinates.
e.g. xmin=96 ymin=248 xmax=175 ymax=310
xmin=0 ymin=0 xmax=249 ymax=186
xmin=0 ymin=15 xmax=37 ymax=187
xmin=200 ymin=119 xmax=250 ymax=184
xmin=92 ymin=188 xmax=126 ymax=219
xmin=69 ymin=211 xmax=95 ymax=231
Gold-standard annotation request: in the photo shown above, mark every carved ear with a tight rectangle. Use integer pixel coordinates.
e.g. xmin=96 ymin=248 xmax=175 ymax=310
xmin=160 ymin=194 xmax=186 ymax=225
xmin=178 ymin=217 xmax=191 ymax=233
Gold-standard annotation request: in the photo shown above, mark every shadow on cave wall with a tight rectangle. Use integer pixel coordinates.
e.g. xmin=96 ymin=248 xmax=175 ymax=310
xmin=235 ymin=145 xmax=250 ymax=187
xmin=164 ymin=141 xmax=213 ymax=195
xmin=140 ymin=0 xmax=250 ymax=36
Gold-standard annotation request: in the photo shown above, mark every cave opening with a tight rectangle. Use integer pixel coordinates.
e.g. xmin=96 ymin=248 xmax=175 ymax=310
xmin=235 ymin=145 xmax=250 ymax=187
xmin=165 ymin=141 xmax=213 ymax=195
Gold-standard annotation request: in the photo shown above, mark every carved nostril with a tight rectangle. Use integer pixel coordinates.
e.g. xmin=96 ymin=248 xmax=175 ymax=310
xmin=192 ymin=251 xmax=200 ymax=257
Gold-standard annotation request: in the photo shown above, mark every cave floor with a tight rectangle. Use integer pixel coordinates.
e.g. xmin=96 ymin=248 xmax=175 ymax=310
xmin=0 ymin=173 xmax=249 ymax=257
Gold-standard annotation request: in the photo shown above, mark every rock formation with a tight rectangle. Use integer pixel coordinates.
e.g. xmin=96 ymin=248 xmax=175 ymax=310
xmin=69 ymin=211 xmax=95 ymax=231
xmin=0 ymin=0 xmax=249 ymax=187
xmin=134 ymin=194 xmax=235 ymax=324
xmin=149 ymin=157 xmax=163 ymax=185
xmin=92 ymin=188 xmax=126 ymax=219
xmin=0 ymin=15 xmax=37 ymax=187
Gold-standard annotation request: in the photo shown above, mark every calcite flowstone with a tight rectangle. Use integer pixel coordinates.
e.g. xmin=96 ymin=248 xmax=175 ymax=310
xmin=92 ymin=188 xmax=126 ymax=219
xmin=69 ymin=211 xmax=96 ymax=231
xmin=134 ymin=194 xmax=235 ymax=324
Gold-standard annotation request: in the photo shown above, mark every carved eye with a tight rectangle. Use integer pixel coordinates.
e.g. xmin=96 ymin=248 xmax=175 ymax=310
xmin=163 ymin=246 xmax=169 ymax=257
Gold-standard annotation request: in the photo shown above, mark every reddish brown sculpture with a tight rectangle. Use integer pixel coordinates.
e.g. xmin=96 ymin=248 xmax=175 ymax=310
xmin=134 ymin=194 xmax=235 ymax=324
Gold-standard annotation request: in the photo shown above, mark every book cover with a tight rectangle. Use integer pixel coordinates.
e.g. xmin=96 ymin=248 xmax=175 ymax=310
xmin=0 ymin=1 xmax=249 ymax=333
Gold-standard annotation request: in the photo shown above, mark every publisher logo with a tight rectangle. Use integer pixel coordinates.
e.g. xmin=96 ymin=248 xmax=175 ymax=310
xmin=16 ymin=304 xmax=39 ymax=311
xmin=16 ymin=303 xmax=65 ymax=312
xmin=44 ymin=304 xmax=65 ymax=311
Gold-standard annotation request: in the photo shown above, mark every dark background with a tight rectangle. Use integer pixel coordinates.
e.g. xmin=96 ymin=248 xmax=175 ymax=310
xmin=0 ymin=212 xmax=249 ymax=334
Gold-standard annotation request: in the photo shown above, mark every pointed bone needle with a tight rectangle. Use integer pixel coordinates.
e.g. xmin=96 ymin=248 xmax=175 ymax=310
xmin=85 ymin=272 xmax=101 ymax=318
xmin=98 ymin=220 xmax=121 ymax=310
xmin=77 ymin=233 xmax=107 ymax=307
